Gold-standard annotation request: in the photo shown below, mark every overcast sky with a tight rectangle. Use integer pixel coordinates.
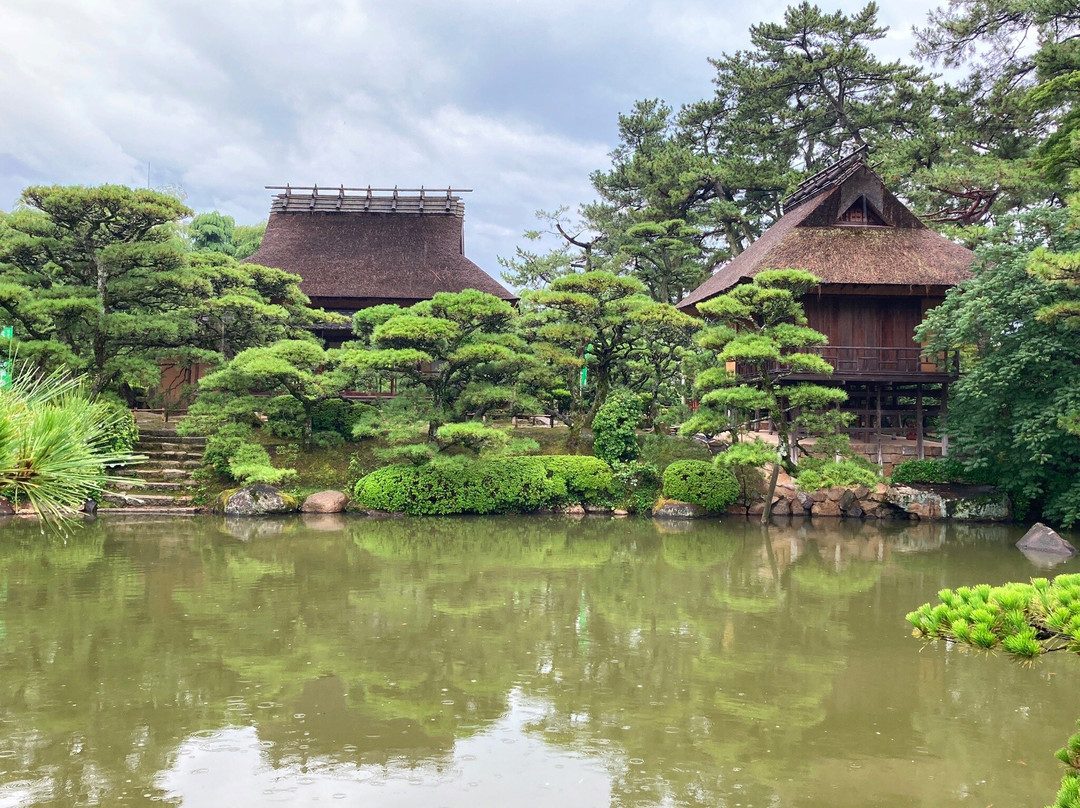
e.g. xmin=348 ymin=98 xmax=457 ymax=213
xmin=0 ymin=0 xmax=943 ymax=284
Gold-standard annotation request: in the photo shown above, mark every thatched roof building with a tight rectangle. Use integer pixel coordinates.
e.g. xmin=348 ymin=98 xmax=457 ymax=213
xmin=678 ymin=149 xmax=977 ymax=462
xmin=247 ymin=186 xmax=516 ymax=314
xmin=678 ymin=149 xmax=973 ymax=312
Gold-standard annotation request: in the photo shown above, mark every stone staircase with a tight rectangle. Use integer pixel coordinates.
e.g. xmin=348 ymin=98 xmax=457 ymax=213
xmin=101 ymin=414 xmax=206 ymax=512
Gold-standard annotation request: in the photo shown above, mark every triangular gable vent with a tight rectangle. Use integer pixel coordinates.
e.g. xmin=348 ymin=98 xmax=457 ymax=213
xmin=838 ymin=195 xmax=888 ymax=226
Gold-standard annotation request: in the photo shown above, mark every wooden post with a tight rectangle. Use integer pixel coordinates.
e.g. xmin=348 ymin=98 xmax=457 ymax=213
xmin=875 ymin=384 xmax=883 ymax=467
xmin=940 ymin=382 xmax=949 ymax=456
xmin=916 ymin=385 xmax=924 ymax=460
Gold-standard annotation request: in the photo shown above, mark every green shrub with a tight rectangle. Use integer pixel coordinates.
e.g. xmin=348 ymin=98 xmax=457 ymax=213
xmin=611 ymin=460 xmax=661 ymax=513
xmin=312 ymin=398 xmax=367 ymax=436
xmin=311 ymin=430 xmax=345 ymax=449
xmin=662 ymin=460 xmax=739 ymax=512
xmin=354 ymin=457 xmax=563 ymax=515
xmin=227 ymin=443 xmax=297 ymax=486
xmin=639 ymin=432 xmax=712 ymax=468
xmin=891 ymin=457 xmax=965 ymax=484
xmin=795 ymin=458 xmax=879 ymax=491
xmin=90 ymin=397 xmax=139 ymax=453
xmin=262 ymin=395 xmax=305 ymax=439
xmin=592 ymin=389 xmax=643 ymax=465
xmin=715 ymin=440 xmax=774 ymax=506
xmin=202 ymin=423 xmax=254 ymax=477
xmin=536 ymin=455 xmax=614 ymax=503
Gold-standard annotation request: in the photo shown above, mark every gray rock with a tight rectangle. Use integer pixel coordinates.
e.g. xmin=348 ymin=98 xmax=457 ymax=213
xmin=216 ymin=483 xmax=299 ymax=516
xmin=838 ymin=489 xmax=858 ymax=511
xmin=1017 ymin=523 xmax=1077 ymax=557
xmin=795 ymin=491 xmax=815 ymax=512
xmin=653 ymin=500 xmax=708 ymax=519
xmin=301 ymin=490 xmax=349 ymax=513
xmin=0 ymin=497 xmax=13 ymax=516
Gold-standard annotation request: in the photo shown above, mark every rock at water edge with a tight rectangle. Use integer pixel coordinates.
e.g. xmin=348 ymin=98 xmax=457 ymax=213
xmin=301 ymin=490 xmax=349 ymax=513
xmin=1016 ymin=523 xmax=1077 ymax=557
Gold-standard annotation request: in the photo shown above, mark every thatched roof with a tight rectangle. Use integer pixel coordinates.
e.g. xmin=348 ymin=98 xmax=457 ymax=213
xmin=678 ymin=160 xmax=974 ymax=311
xmin=246 ymin=187 xmax=515 ymax=306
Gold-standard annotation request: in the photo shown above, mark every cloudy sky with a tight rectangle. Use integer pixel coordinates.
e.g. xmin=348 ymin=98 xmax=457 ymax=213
xmin=0 ymin=0 xmax=943 ymax=283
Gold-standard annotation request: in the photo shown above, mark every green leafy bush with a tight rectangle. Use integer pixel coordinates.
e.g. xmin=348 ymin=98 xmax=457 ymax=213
xmin=891 ymin=458 xmax=965 ymax=484
xmin=202 ymin=423 xmax=254 ymax=477
xmin=639 ymin=432 xmax=712 ymax=468
xmin=662 ymin=460 xmax=739 ymax=512
xmin=354 ymin=457 xmax=563 ymax=515
xmin=795 ymin=458 xmax=879 ymax=491
xmin=536 ymin=455 xmax=614 ymax=503
xmin=714 ymin=439 xmax=772 ymax=505
xmin=91 ymin=397 xmax=139 ymax=453
xmin=592 ymin=389 xmax=643 ymax=465
xmin=227 ymin=443 xmax=297 ymax=486
xmin=611 ymin=460 xmax=661 ymax=513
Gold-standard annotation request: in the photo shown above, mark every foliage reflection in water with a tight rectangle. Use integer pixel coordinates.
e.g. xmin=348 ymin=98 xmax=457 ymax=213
xmin=0 ymin=514 xmax=1078 ymax=807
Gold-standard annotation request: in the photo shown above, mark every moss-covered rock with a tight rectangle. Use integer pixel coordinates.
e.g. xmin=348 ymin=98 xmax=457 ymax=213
xmin=214 ymin=483 xmax=299 ymax=516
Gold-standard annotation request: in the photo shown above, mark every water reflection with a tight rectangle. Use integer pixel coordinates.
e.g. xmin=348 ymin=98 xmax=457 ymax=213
xmin=0 ymin=515 xmax=1078 ymax=807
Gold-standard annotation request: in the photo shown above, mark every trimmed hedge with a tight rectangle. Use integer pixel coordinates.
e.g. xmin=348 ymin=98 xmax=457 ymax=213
xmin=891 ymin=457 xmax=965 ymax=484
xmin=661 ymin=460 xmax=739 ymax=512
xmin=355 ymin=458 xmax=565 ymax=515
xmin=536 ymin=455 xmax=614 ymax=503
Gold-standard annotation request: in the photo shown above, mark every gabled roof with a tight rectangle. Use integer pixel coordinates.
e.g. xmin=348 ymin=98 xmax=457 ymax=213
xmin=678 ymin=155 xmax=974 ymax=311
xmin=246 ymin=186 xmax=516 ymax=305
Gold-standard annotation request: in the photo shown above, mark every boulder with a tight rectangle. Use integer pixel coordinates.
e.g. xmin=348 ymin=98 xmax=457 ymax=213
xmin=813 ymin=499 xmax=842 ymax=517
xmin=887 ymin=483 xmax=1011 ymax=522
xmin=845 ymin=505 xmax=864 ymax=519
xmin=838 ymin=489 xmax=858 ymax=511
xmin=771 ymin=498 xmax=792 ymax=517
xmin=747 ymin=501 xmax=766 ymax=516
xmin=826 ymin=486 xmax=847 ymax=502
xmin=613 ymin=509 xmax=629 ymax=517
xmin=565 ymin=504 xmax=586 ymax=516
xmin=584 ymin=504 xmax=612 ymax=514
xmin=653 ymin=500 xmax=707 ymax=519
xmin=81 ymin=499 xmax=98 ymax=515
xmin=301 ymin=490 xmax=349 ymax=513
xmin=216 ymin=483 xmax=298 ymax=516
xmin=852 ymin=485 xmax=870 ymax=501
xmin=795 ymin=491 xmax=815 ymax=512
xmin=1017 ymin=523 xmax=1077 ymax=557
xmin=0 ymin=497 xmax=13 ymax=516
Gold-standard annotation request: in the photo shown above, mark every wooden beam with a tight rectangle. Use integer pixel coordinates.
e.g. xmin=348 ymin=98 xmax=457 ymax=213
xmin=940 ymin=382 xmax=949 ymax=456
xmin=916 ymin=385 xmax=924 ymax=460
xmin=875 ymin=383 xmax=883 ymax=466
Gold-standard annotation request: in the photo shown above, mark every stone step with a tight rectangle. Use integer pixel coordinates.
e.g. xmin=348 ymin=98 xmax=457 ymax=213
xmin=135 ymin=440 xmax=207 ymax=452
xmin=137 ymin=430 xmax=206 ymax=443
xmin=102 ymin=492 xmax=194 ymax=507
xmin=110 ymin=480 xmax=189 ymax=492
xmin=139 ymin=450 xmax=204 ymax=461
xmin=129 ymin=468 xmax=195 ymax=480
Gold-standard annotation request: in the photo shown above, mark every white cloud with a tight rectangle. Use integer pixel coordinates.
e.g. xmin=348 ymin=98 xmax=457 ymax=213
xmin=0 ymin=0 xmax=945 ymax=274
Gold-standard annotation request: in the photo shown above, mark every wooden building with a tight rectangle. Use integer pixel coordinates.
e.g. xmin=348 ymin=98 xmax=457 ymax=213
xmin=678 ymin=149 xmax=974 ymax=460
xmin=246 ymin=185 xmax=516 ymax=346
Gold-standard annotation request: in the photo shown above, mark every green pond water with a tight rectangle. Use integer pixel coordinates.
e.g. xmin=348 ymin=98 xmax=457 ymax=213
xmin=1 ymin=514 xmax=1079 ymax=807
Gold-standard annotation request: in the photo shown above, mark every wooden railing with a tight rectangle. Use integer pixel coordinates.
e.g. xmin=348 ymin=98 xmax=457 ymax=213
xmin=741 ymin=346 xmax=957 ymax=377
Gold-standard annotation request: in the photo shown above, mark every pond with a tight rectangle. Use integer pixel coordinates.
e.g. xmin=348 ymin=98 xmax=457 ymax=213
xmin=1 ymin=514 xmax=1078 ymax=807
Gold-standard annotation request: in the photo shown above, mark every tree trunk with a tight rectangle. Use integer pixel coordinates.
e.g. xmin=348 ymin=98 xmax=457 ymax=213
xmin=760 ymin=458 xmax=781 ymax=525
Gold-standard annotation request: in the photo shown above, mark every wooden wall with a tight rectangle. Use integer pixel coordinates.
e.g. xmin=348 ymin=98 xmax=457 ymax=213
xmin=802 ymin=295 xmax=924 ymax=349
